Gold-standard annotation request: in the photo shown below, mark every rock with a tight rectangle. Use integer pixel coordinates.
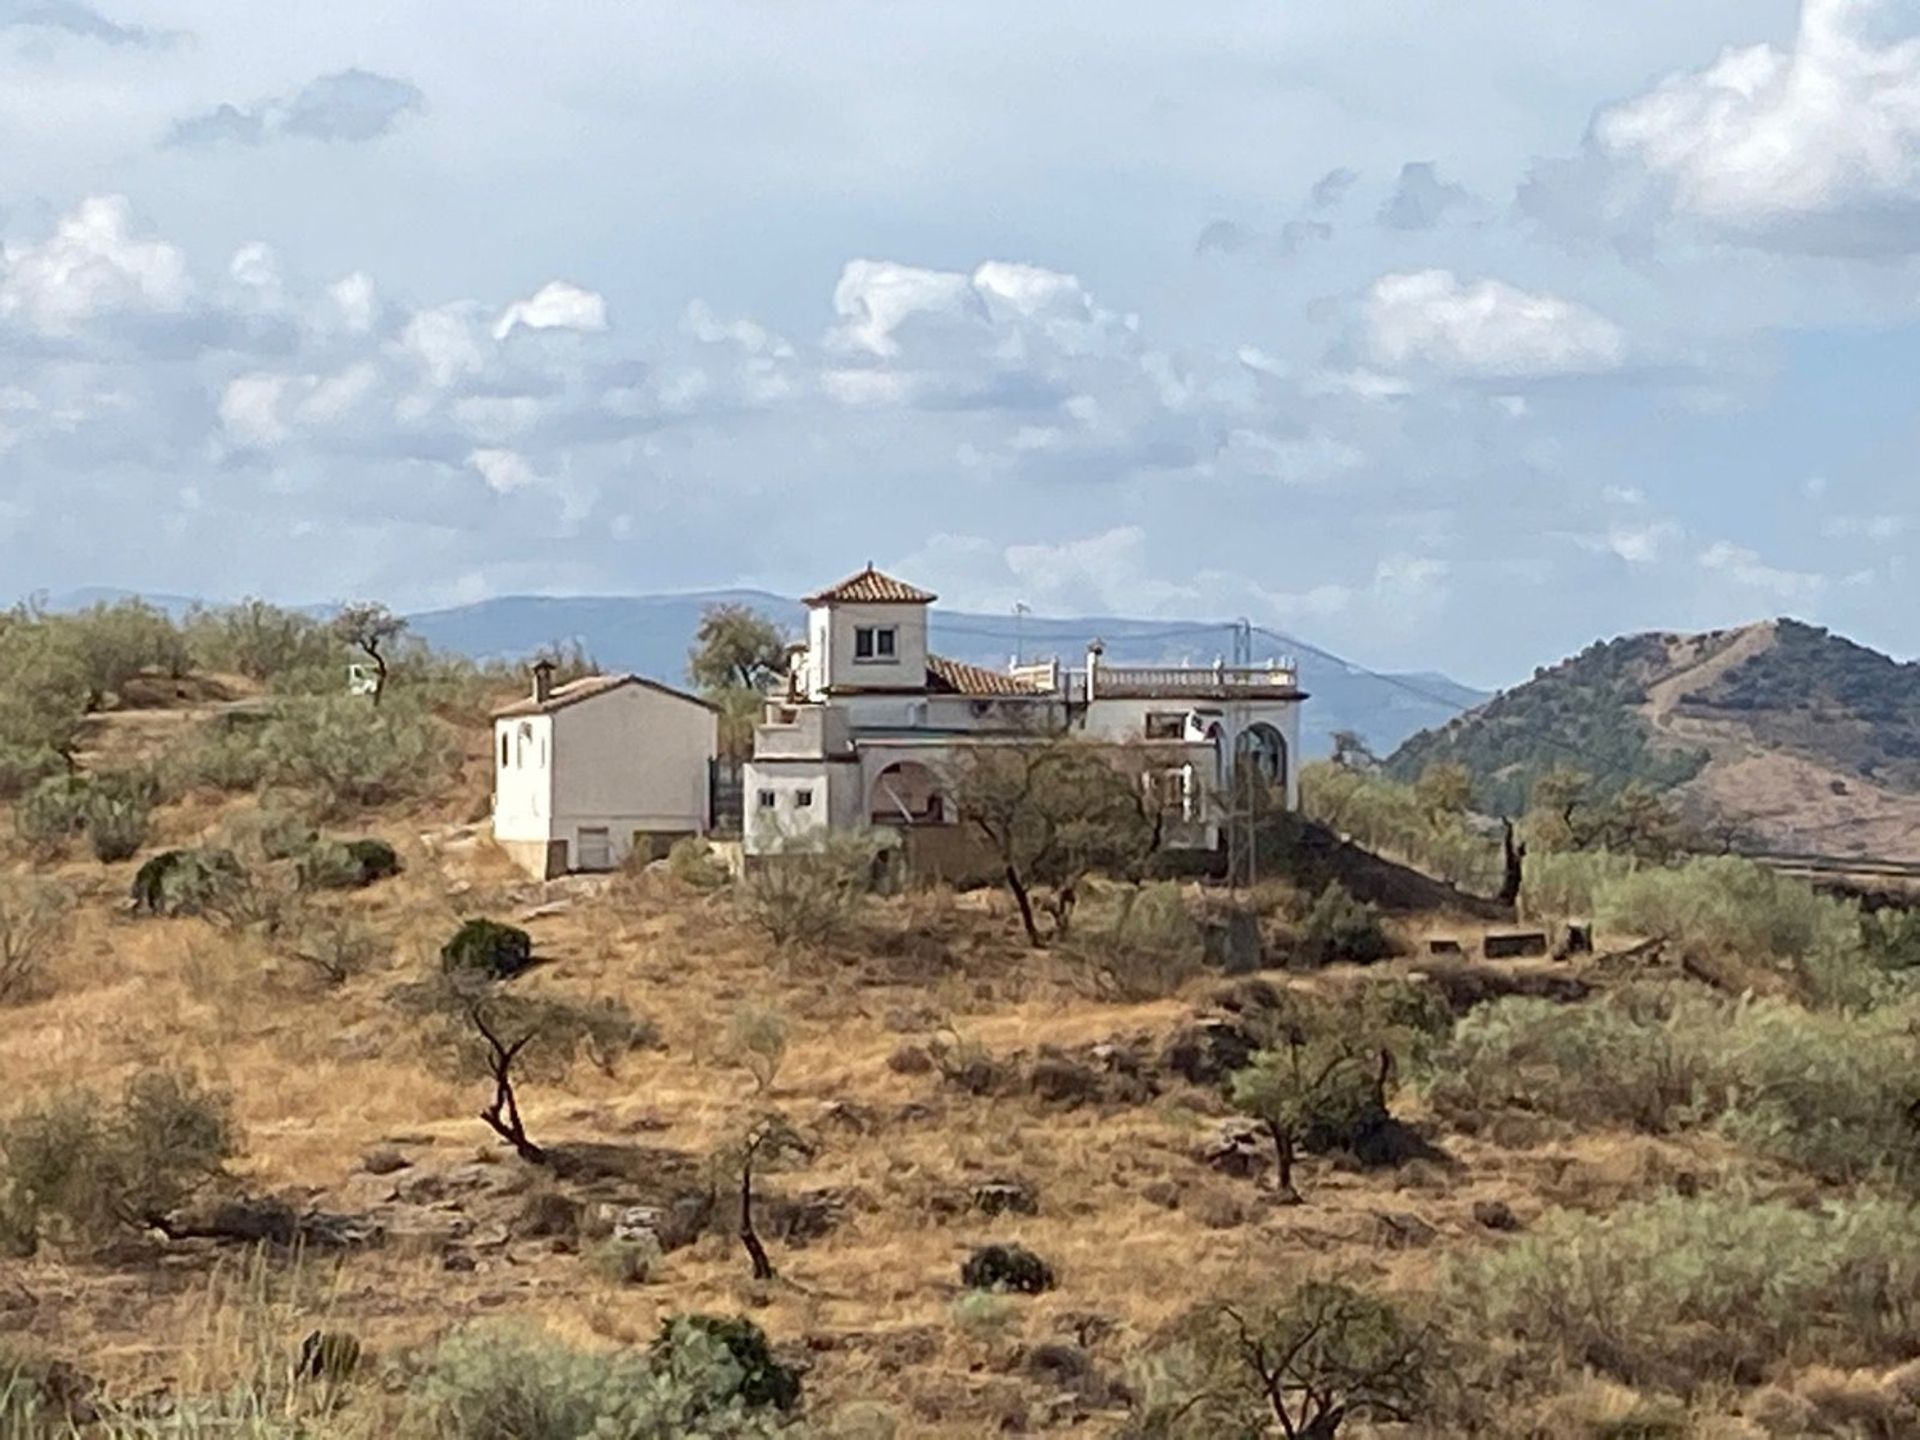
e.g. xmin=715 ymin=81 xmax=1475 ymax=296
xmin=1139 ymin=1178 xmax=1181 ymax=1210
xmin=961 ymin=1243 xmax=1054 ymax=1295
xmin=1472 ymin=1199 xmax=1521 ymax=1232
xmin=512 ymin=1191 xmax=583 ymax=1241
xmin=442 ymin=1249 xmax=476 ymax=1272
xmin=886 ymin=1044 xmax=934 ymax=1075
xmin=971 ymin=1177 xmax=1039 ymax=1217
xmin=1372 ymin=1211 xmax=1438 ymax=1249
xmin=361 ymin=1147 xmax=411 ymax=1176
xmin=1200 ymin=1120 xmax=1266 ymax=1179
xmin=1026 ymin=1050 xmax=1105 ymax=1107
xmin=1160 ymin=1014 xmax=1259 ymax=1087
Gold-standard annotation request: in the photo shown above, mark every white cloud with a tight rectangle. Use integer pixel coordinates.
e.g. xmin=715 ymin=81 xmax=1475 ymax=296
xmin=167 ymin=70 xmax=424 ymax=149
xmin=1699 ymin=540 xmax=1826 ymax=600
xmin=1535 ymin=0 xmax=1920 ymax=254
xmin=1604 ymin=520 xmax=1681 ymax=564
xmin=826 ymin=260 xmax=984 ymax=358
xmin=1364 ymin=270 xmax=1627 ymax=379
xmin=468 ymin=448 xmax=542 ymax=495
xmin=1820 ymin=512 xmax=1909 ymax=540
xmin=0 ymin=195 xmax=189 ymax=336
xmin=218 ymin=373 xmax=290 ymax=448
xmin=492 ymin=280 xmax=608 ymax=341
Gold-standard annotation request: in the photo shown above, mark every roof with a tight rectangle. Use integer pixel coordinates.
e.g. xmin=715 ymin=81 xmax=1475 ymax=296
xmin=925 ymin=654 xmax=1048 ymax=697
xmin=491 ymin=672 xmax=718 ymax=719
xmin=803 ymin=565 xmax=938 ymax=606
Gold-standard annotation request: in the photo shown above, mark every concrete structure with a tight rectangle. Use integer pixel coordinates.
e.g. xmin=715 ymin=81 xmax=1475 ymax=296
xmin=743 ymin=566 xmax=1307 ymax=870
xmin=492 ymin=663 xmax=718 ymax=879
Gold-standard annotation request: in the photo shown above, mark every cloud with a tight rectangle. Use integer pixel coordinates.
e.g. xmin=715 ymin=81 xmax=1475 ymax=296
xmin=493 ymin=281 xmax=608 ymax=341
xmin=1378 ymin=161 xmax=1475 ymax=230
xmin=1310 ymin=166 xmax=1360 ymax=209
xmin=1524 ymin=0 xmax=1920 ymax=255
xmin=1363 ymin=269 xmax=1628 ymax=379
xmin=1699 ymin=540 xmax=1826 ymax=601
xmin=0 ymin=0 xmax=169 ymax=46
xmin=1820 ymin=512 xmax=1909 ymax=540
xmin=0 ymin=195 xmax=189 ymax=336
xmin=1195 ymin=217 xmax=1332 ymax=260
xmin=167 ymin=69 xmax=423 ymax=149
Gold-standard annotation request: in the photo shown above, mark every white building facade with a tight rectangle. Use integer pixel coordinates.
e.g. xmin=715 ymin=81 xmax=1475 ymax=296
xmin=743 ymin=567 xmax=1306 ymax=868
xmin=492 ymin=666 xmax=719 ymax=879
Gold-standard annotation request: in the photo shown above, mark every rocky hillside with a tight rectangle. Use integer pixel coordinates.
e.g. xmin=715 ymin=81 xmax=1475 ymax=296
xmin=1388 ymin=619 xmax=1920 ymax=859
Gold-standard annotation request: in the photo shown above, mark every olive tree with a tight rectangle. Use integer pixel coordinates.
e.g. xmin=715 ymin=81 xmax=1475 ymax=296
xmin=945 ymin=737 xmax=1166 ymax=948
xmin=329 ymin=601 xmax=407 ymax=705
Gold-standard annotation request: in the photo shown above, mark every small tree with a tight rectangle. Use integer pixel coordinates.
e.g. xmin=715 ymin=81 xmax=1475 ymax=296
xmin=407 ymin=978 xmax=656 ymax=1165
xmin=722 ymin=1004 xmax=790 ymax=1094
xmin=1328 ymin=730 xmax=1377 ymax=772
xmin=714 ymin=1113 xmax=813 ymax=1282
xmin=1146 ymin=1283 xmax=1430 ymax=1439
xmin=329 ymin=601 xmax=407 ymax=705
xmin=1229 ymin=1022 xmax=1390 ymax=1203
xmin=1413 ymin=762 xmax=1473 ymax=825
xmin=946 ymin=737 xmax=1165 ymax=948
xmin=688 ymin=604 xmax=789 ymax=759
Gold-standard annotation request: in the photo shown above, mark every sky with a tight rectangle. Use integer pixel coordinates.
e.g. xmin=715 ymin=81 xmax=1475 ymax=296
xmin=4 ymin=0 xmax=1920 ymax=688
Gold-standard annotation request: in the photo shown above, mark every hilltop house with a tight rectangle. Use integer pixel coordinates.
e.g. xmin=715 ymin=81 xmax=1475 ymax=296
xmin=742 ymin=566 xmax=1306 ymax=869
xmin=492 ymin=663 xmax=718 ymax=878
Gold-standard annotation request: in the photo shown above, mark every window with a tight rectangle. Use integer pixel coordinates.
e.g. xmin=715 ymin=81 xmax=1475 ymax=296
xmin=795 ymin=788 xmax=814 ymax=808
xmin=1145 ymin=712 xmax=1187 ymax=741
xmin=757 ymin=789 xmax=778 ymax=810
xmin=854 ymin=625 xmax=897 ymax=661
xmin=499 ymin=733 xmax=509 ymax=767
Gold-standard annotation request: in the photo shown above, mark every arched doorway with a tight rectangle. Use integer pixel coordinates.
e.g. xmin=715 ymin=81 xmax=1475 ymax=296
xmin=869 ymin=761 xmax=949 ymax=826
xmin=1233 ymin=722 xmax=1289 ymax=793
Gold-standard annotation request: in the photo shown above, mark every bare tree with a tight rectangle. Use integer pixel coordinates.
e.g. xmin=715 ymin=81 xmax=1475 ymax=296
xmin=330 ymin=601 xmax=407 ymax=706
xmin=716 ymin=1113 xmax=813 ymax=1281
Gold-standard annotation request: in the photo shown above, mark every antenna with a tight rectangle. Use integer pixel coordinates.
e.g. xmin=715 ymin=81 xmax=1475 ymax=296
xmin=1013 ymin=602 xmax=1030 ymax=665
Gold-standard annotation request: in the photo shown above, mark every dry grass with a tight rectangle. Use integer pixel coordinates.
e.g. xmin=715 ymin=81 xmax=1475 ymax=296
xmin=0 ymin=705 xmax=1839 ymax=1437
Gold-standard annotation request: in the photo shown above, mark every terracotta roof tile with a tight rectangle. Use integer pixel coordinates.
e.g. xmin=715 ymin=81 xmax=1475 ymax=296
xmin=925 ymin=654 xmax=1046 ymax=697
xmin=803 ymin=565 xmax=938 ymax=606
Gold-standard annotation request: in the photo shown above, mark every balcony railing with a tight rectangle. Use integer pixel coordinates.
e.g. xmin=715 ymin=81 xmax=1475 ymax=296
xmin=1094 ymin=661 xmax=1299 ymax=695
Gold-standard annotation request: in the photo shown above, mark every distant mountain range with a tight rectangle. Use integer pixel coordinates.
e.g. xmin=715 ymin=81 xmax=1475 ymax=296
xmin=1386 ymin=618 xmax=1920 ymax=859
xmin=44 ymin=585 xmax=1487 ymax=761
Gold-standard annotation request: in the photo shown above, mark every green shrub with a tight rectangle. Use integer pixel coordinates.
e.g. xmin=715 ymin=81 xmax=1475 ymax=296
xmin=1428 ymin=986 xmax=1920 ymax=1184
xmin=217 ymin=801 xmax=318 ymax=863
xmin=1517 ymin=848 xmax=1639 ymax=920
xmin=440 ymin=919 xmax=534 ymax=980
xmin=130 ymin=848 xmax=248 ymax=918
xmin=721 ymin=1003 xmax=789 ymax=1093
xmin=736 ymin=831 xmax=881 ymax=948
xmin=1448 ymin=1193 xmax=1920 ymax=1395
xmin=84 ymin=792 xmax=149 ymax=862
xmin=296 ymin=836 xmax=402 ymax=891
xmin=14 ymin=770 xmax=158 ymax=860
xmin=0 ymin=878 xmax=67 ymax=1005
xmin=181 ymin=695 xmax=450 ymax=814
xmin=411 ymin=1319 xmax=790 ymax=1439
xmin=587 ymin=1233 xmax=663 ymax=1286
xmin=1295 ymin=881 xmax=1394 ymax=967
xmin=0 ymin=744 xmax=64 ymax=802
xmin=13 ymin=775 xmax=93 ymax=855
xmin=653 ymin=1316 xmax=801 ymax=1413
xmin=961 ymin=1243 xmax=1054 ymax=1295
xmin=1596 ymin=855 xmax=1856 ymax=967
xmin=0 ymin=1068 xmax=237 ymax=1253
xmin=1061 ymin=880 xmax=1207 ymax=1000
xmin=281 ymin=908 xmax=382 ymax=986
xmin=668 ymin=836 xmax=731 ymax=890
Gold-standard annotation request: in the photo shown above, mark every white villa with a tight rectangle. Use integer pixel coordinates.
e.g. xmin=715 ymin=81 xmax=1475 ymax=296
xmin=743 ymin=566 xmax=1306 ymax=869
xmin=492 ymin=663 xmax=719 ymax=879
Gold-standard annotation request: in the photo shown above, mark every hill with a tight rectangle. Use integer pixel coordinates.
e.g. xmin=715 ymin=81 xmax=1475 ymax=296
xmin=1387 ymin=618 xmax=1920 ymax=859
xmin=402 ymin=591 xmax=1487 ymax=760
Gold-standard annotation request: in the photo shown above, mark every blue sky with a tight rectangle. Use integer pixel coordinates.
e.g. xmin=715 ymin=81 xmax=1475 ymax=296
xmin=3 ymin=0 xmax=1918 ymax=688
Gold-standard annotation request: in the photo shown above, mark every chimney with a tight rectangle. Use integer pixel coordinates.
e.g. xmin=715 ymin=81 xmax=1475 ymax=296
xmin=531 ymin=659 xmax=556 ymax=704
xmin=1086 ymin=638 xmax=1104 ymax=701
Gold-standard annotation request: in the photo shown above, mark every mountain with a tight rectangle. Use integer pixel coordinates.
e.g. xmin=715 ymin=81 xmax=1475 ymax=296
xmin=1387 ymin=618 xmax=1920 ymax=860
xmin=405 ymin=591 xmax=1488 ymax=760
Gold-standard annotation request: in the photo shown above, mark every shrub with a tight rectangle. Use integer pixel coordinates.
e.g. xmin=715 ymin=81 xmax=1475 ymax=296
xmin=13 ymin=775 xmax=93 ymax=856
xmin=588 ymin=1233 xmax=663 ymax=1286
xmin=0 ymin=1068 xmax=237 ymax=1253
xmin=217 ymin=800 xmax=318 ymax=863
xmin=1295 ymin=881 xmax=1394 ymax=967
xmin=130 ymin=848 xmax=248 ymax=918
xmin=1427 ymin=986 xmax=1920 ymax=1185
xmin=736 ymin=831 xmax=881 ymax=948
xmin=961 ymin=1243 xmax=1054 ymax=1295
xmin=1134 ymin=1282 xmax=1431 ymax=1439
xmin=1448 ymin=1193 xmax=1920 ymax=1396
xmin=84 ymin=791 xmax=149 ymax=862
xmin=297 ymin=836 xmax=402 ymax=891
xmin=281 ymin=908 xmax=382 ymax=987
xmin=722 ymin=1004 xmax=790 ymax=1093
xmin=652 ymin=1316 xmax=801 ymax=1413
xmin=1517 ymin=848 xmax=1639 ymax=921
xmin=1596 ymin=855 xmax=1856 ymax=968
xmin=411 ymin=1319 xmax=790 ymax=1439
xmin=0 ymin=879 xmax=66 ymax=1005
xmin=441 ymin=919 xmax=535 ymax=980
xmin=949 ymin=1289 xmax=1017 ymax=1342
xmin=669 ymin=836 xmax=731 ymax=891
xmin=1062 ymin=880 xmax=1207 ymax=1000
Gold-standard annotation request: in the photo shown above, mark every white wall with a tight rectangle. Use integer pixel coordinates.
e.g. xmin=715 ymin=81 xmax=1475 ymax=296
xmin=492 ymin=713 xmax=555 ymax=843
xmin=741 ymin=757 xmax=845 ymax=852
xmin=545 ymin=684 xmax=717 ymax=866
xmin=815 ymin=600 xmax=930 ymax=694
